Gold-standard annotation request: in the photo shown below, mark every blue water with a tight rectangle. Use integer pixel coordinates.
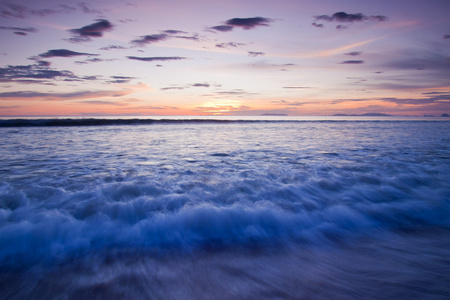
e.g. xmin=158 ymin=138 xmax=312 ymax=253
xmin=1 ymin=119 xmax=449 ymax=299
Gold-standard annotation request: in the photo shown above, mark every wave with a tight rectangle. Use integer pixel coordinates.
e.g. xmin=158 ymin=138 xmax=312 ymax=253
xmin=1 ymin=171 xmax=449 ymax=270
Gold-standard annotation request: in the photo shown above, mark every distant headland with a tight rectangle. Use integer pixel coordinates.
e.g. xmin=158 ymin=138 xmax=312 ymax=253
xmin=260 ymin=113 xmax=288 ymax=116
xmin=331 ymin=113 xmax=391 ymax=117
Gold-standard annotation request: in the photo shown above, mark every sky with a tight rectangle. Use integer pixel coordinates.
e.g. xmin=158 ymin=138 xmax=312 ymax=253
xmin=0 ymin=0 xmax=449 ymax=117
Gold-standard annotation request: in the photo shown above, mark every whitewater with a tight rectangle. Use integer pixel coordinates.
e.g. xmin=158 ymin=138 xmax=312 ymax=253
xmin=0 ymin=119 xmax=449 ymax=299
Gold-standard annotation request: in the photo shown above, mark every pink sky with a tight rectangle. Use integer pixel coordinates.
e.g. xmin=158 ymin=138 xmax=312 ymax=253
xmin=0 ymin=0 xmax=449 ymax=116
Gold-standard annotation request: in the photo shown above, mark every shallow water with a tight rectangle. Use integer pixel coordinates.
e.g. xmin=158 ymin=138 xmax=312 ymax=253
xmin=1 ymin=120 xmax=449 ymax=299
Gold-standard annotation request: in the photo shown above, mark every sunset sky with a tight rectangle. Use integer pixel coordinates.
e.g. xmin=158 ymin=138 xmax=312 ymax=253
xmin=0 ymin=0 xmax=449 ymax=116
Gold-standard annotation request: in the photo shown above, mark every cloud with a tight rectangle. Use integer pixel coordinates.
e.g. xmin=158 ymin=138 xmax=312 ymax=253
xmin=0 ymin=2 xmax=103 ymax=19
xmin=315 ymin=12 xmax=388 ymax=23
xmin=379 ymin=95 xmax=450 ymax=105
xmin=106 ymin=76 xmax=136 ymax=84
xmin=0 ymin=63 xmax=75 ymax=84
xmin=161 ymin=87 xmax=185 ymax=91
xmin=0 ymin=90 xmax=133 ymax=100
xmin=99 ymin=45 xmax=128 ymax=51
xmin=215 ymin=42 xmax=245 ymax=48
xmin=126 ymin=56 xmax=187 ymax=62
xmin=311 ymin=23 xmax=324 ymax=28
xmin=336 ymin=25 xmax=348 ymax=30
xmin=225 ymin=17 xmax=272 ymax=29
xmin=444 ymin=35 xmax=450 ymax=39
xmin=345 ymin=51 xmax=362 ymax=56
xmin=283 ymin=86 xmax=311 ymax=89
xmin=209 ymin=25 xmax=234 ymax=32
xmin=74 ymin=57 xmax=116 ymax=65
xmin=191 ymin=83 xmax=210 ymax=88
xmin=38 ymin=49 xmax=98 ymax=58
xmin=248 ymin=51 xmax=265 ymax=57
xmin=209 ymin=17 xmax=272 ymax=32
xmin=131 ymin=34 xmax=168 ymax=46
xmin=0 ymin=26 xmax=37 ymax=35
xmin=162 ymin=30 xmax=187 ymax=35
xmin=339 ymin=60 xmax=364 ymax=64
xmin=68 ymin=19 xmax=113 ymax=42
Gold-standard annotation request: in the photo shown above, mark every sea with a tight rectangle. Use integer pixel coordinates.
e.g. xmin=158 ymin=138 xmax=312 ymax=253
xmin=0 ymin=116 xmax=449 ymax=299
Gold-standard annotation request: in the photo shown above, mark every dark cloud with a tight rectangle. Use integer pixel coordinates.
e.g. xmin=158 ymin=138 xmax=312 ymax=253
xmin=131 ymin=34 xmax=168 ymax=46
xmin=0 ymin=26 xmax=37 ymax=35
xmin=126 ymin=56 xmax=187 ymax=62
xmin=345 ymin=51 xmax=362 ymax=56
xmin=336 ymin=25 xmax=348 ymax=30
xmin=161 ymin=87 xmax=185 ymax=91
xmin=315 ymin=12 xmax=388 ymax=23
xmin=339 ymin=60 xmax=364 ymax=64
xmin=174 ymin=33 xmax=200 ymax=41
xmin=209 ymin=25 xmax=234 ymax=32
xmin=38 ymin=49 xmax=98 ymax=58
xmin=215 ymin=42 xmax=245 ymax=48
xmin=0 ymin=2 xmax=102 ymax=19
xmin=0 ymin=63 xmax=75 ymax=84
xmin=314 ymin=12 xmax=387 ymax=29
xmin=68 ymin=19 xmax=113 ymax=42
xmin=191 ymin=83 xmax=210 ymax=88
xmin=99 ymin=45 xmax=128 ymax=51
xmin=248 ymin=51 xmax=265 ymax=57
xmin=74 ymin=58 xmax=116 ymax=65
xmin=209 ymin=17 xmax=272 ymax=32
xmin=422 ymin=91 xmax=450 ymax=95
xmin=162 ymin=30 xmax=187 ymax=35
xmin=380 ymin=94 xmax=450 ymax=105
xmin=225 ymin=17 xmax=272 ymax=29
xmin=0 ymin=90 xmax=132 ymax=100
xmin=311 ymin=23 xmax=324 ymax=28
xmin=106 ymin=76 xmax=135 ymax=84
xmin=444 ymin=35 xmax=450 ymax=39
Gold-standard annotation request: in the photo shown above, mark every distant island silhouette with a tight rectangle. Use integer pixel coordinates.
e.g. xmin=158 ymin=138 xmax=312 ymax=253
xmin=261 ymin=113 xmax=288 ymax=116
xmin=332 ymin=113 xmax=391 ymax=117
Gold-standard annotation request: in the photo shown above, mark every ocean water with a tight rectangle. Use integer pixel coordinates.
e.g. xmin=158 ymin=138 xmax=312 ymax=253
xmin=0 ymin=119 xmax=449 ymax=299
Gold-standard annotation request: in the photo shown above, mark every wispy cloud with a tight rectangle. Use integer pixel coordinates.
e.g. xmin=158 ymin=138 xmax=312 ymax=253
xmin=0 ymin=26 xmax=37 ymax=35
xmin=216 ymin=42 xmax=245 ymax=49
xmin=248 ymin=51 xmax=265 ymax=57
xmin=131 ymin=34 xmax=168 ymax=46
xmin=0 ymin=2 xmax=103 ymax=19
xmin=126 ymin=56 xmax=187 ymax=62
xmin=0 ymin=89 xmax=133 ymax=100
xmin=99 ymin=45 xmax=128 ymax=51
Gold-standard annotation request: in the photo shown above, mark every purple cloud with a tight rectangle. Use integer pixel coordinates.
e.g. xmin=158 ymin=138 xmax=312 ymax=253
xmin=209 ymin=17 xmax=272 ymax=32
xmin=131 ymin=34 xmax=169 ymax=46
xmin=248 ymin=51 xmax=265 ymax=57
xmin=0 ymin=26 xmax=37 ymax=35
xmin=225 ymin=17 xmax=272 ymax=29
xmin=345 ymin=51 xmax=362 ymax=56
xmin=39 ymin=49 xmax=98 ymax=58
xmin=126 ymin=56 xmax=187 ymax=62
xmin=314 ymin=12 xmax=387 ymax=28
xmin=339 ymin=60 xmax=364 ymax=64
xmin=68 ymin=19 xmax=113 ymax=42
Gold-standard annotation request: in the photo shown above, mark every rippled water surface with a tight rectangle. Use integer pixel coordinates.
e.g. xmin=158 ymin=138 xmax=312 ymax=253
xmin=1 ymin=120 xmax=449 ymax=299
